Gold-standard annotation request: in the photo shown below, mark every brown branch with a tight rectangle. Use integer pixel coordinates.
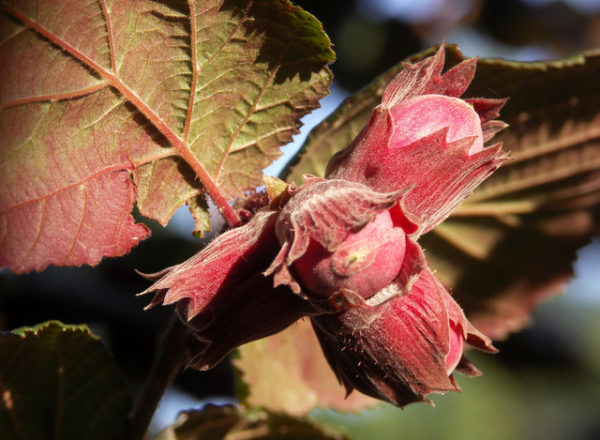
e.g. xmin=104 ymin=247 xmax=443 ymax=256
xmin=124 ymin=313 xmax=192 ymax=440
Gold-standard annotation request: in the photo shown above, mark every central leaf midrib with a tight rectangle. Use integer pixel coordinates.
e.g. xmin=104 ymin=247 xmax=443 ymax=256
xmin=5 ymin=4 xmax=241 ymax=225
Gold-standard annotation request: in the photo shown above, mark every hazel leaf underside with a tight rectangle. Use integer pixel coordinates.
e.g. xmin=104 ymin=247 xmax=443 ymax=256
xmin=0 ymin=321 xmax=131 ymax=440
xmin=424 ymin=50 xmax=600 ymax=338
xmin=283 ymin=44 xmax=600 ymax=339
xmin=234 ymin=318 xmax=378 ymax=415
xmin=0 ymin=0 xmax=333 ymax=273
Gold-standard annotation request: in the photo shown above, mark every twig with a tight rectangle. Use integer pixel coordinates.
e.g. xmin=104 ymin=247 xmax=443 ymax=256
xmin=124 ymin=312 xmax=192 ymax=440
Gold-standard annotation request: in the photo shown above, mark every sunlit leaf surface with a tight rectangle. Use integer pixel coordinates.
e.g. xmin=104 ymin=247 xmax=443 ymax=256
xmin=0 ymin=0 xmax=333 ymax=273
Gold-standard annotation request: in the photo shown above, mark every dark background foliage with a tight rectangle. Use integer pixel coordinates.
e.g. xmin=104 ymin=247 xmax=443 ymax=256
xmin=2 ymin=0 xmax=600 ymax=437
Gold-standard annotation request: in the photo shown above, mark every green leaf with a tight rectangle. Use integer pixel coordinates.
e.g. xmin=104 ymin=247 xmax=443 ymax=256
xmin=0 ymin=0 xmax=333 ymax=273
xmin=154 ymin=404 xmax=352 ymax=440
xmin=234 ymin=319 xmax=378 ymax=415
xmin=0 ymin=321 xmax=131 ymax=440
xmin=283 ymin=44 xmax=600 ymax=339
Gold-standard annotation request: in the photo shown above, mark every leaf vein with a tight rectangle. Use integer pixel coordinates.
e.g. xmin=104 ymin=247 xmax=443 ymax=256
xmin=98 ymin=0 xmax=117 ymax=73
xmin=0 ymin=24 xmax=26 ymax=47
xmin=21 ymin=198 xmax=46 ymax=264
xmin=193 ymin=69 xmax=233 ymax=96
xmin=194 ymin=2 xmax=252 ymax=78
xmin=0 ymin=80 xmax=109 ymax=110
xmin=80 ymin=96 xmax=123 ymax=129
xmin=0 ymin=164 xmax=130 ymax=215
xmin=134 ymin=147 xmax=178 ymax=167
xmin=12 ymin=101 xmax=52 ymax=151
xmin=64 ymin=181 xmax=88 ymax=263
xmin=230 ymin=126 xmax=292 ymax=153
xmin=469 ymin=149 xmax=600 ymax=202
xmin=114 ymin=186 xmax=127 ymax=253
xmin=254 ymin=99 xmax=295 ymax=113
xmin=183 ymin=0 xmax=198 ymax=142
xmin=505 ymin=121 xmax=600 ymax=165
xmin=54 ymin=332 xmax=64 ymax=440
xmin=0 ymin=376 xmax=25 ymax=440
xmin=213 ymin=40 xmax=289 ymax=181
